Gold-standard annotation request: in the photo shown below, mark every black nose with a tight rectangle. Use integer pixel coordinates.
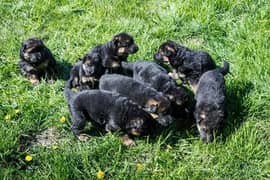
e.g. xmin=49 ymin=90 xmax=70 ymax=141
xmin=131 ymin=44 xmax=139 ymax=53
xmin=154 ymin=53 xmax=162 ymax=61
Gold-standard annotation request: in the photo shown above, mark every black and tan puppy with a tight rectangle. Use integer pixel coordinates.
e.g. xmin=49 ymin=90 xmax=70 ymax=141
xmin=89 ymin=32 xmax=139 ymax=74
xmin=66 ymin=53 xmax=105 ymax=91
xmin=64 ymin=87 xmax=155 ymax=146
xmin=154 ymin=40 xmax=216 ymax=92
xmin=122 ymin=60 xmax=190 ymax=106
xmin=19 ymin=37 xmax=56 ymax=85
xmin=99 ymin=74 xmax=173 ymax=126
xmin=194 ymin=61 xmax=229 ymax=143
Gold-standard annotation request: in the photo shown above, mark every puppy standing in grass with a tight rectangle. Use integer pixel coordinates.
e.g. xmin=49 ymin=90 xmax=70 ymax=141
xmin=154 ymin=40 xmax=216 ymax=92
xmin=66 ymin=52 xmax=105 ymax=90
xmin=64 ymin=87 xmax=155 ymax=146
xmin=19 ymin=37 xmax=56 ymax=85
xmin=89 ymin=32 xmax=139 ymax=74
xmin=194 ymin=61 xmax=229 ymax=143
xmin=99 ymin=74 xmax=173 ymax=127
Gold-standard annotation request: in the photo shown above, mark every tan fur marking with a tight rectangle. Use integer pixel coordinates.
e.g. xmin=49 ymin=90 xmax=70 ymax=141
xmin=146 ymin=99 xmax=159 ymax=107
xmin=166 ymin=46 xmax=175 ymax=53
xmin=112 ymin=61 xmax=120 ymax=68
xmin=150 ymin=113 xmax=159 ymax=119
xmin=118 ymin=47 xmax=126 ymax=54
xmin=191 ymin=83 xmax=198 ymax=93
xmin=120 ymin=135 xmax=136 ymax=146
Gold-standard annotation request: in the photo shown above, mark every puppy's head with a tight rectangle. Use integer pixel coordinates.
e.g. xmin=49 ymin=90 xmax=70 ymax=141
xmin=194 ymin=103 xmax=225 ymax=143
xmin=164 ymin=85 xmax=190 ymax=107
xmin=112 ymin=32 xmax=139 ymax=56
xmin=82 ymin=53 xmax=101 ymax=76
xmin=154 ymin=40 xmax=183 ymax=67
xmin=126 ymin=109 xmax=155 ymax=136
xmin=20 ymin=37 xmax=46 ymax=64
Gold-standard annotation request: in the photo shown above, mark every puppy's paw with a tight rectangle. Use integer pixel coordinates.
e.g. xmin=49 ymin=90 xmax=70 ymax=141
xmin=168 ymin=72 xmax=179 ymax=80
xmin=29 ymin=76 xmax=40 ymax=85
xmin=48 ymin=79 xmax=55 ymax=84
xmin=120 ymin=135 xmax=136 ymax=147
xmin=78 ymin=134 xmax=90 ymax=142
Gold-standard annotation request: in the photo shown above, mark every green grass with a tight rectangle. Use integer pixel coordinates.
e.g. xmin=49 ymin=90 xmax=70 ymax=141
xmin=0 ymin=0 xmax=269 ymax=179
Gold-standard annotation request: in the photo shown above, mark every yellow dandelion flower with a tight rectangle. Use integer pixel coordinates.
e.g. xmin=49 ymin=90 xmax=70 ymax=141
xmin=25 ymin=155 xmax=33 ymax=162
xmin=167 ymin=144 xmax=173 ymax=150
xmin=15 ymin=109 xmax=20 ymax=114
xmin=4 ymin=114 xmax=11 ymax=121
xmin=52 ymin=145 xmax=58 ymax=150
xmin=60 ymin=116 xmax=66 ymax=123
xmin=136 ymin=163 xmax=143 ymax=171
xmin=96 ymin=170 xmax=105 ymax=180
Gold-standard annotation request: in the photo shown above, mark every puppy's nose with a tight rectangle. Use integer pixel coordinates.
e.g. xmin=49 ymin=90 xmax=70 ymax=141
xmin=154 ymin=53 xmax=162 ymax=61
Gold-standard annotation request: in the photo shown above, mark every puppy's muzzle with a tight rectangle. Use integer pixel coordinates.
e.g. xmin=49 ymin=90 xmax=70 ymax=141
xmin=128 ymin=44 xmax=139 ymax=54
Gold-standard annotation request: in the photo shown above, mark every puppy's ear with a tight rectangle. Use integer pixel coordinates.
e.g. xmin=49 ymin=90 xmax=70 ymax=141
xmin=112 ymin=35 xmax=120 ymax=47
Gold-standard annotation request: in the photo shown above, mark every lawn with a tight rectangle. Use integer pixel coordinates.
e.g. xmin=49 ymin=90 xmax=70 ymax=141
xmin=0 ymin=0 xmax=269 ymax=179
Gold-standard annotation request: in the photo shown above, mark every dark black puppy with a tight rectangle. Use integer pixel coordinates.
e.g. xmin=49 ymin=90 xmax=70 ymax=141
xmin=19 ymin=37 xmax=56 ymax=85
xmin=154 ymin=40 xmax=216 ymax=92
xmin=66 ymin=53 xmax=105 ymax=91
xmin=64 ymin=87 xmax=155 ymax=146
xmin=89 ymin=32 xmax=139 ymax=74
xmin=194 ymin=61 xmax=229 ymax=143
xmin=99 ymin=74 xmax=173 ymax=126
xmin=122 ymin=60 xmax=190 ymax=106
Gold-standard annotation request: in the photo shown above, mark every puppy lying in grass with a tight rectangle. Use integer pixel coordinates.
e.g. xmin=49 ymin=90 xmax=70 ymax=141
xmin=89 ymin=32 xmax=139 ymax=74
xmin=99 ymin=74 xmax=173 ymax=127
xmin=64 ymin=87 xmax=155 ymax=146
xmin=19 ymin=37 xmax=56 ymax=85
xmin=154 ymin=40 xmax=216 ymax=92
xmin=194 ymin=61 xmax=229 ymax=143
xmin=66 ymin=53 xmax=105 ymax=91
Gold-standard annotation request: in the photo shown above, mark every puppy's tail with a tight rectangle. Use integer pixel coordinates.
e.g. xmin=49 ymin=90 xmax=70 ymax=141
xmin=121 ymin=61 xmax=134 ymax=71
xmin=64 ymin=80 xmax=76 ymax=104
xmin=218 ymin=60 xmax=230 ymax=76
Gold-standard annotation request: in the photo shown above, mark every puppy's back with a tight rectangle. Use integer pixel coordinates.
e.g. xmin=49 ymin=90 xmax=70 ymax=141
xmin=99 ymin=74 xmax=163 ymax=105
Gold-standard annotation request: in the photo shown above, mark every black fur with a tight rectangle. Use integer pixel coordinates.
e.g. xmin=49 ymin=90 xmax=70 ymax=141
xmin=194 ymin=61 xmax=229 ymax=143
xmin=154 ymin=40 xmax=216 ymax=91
xmin=19 ymin=37 xmax=56 ymax=85
xmin=89 ymin=32 xmax=139 ymax=74
xmin=64 ymin=87 xmax=155 ymax=140
xmin=99 ymin=74 xmax=173 ymax=126
xmin=122 ymin=60 xmax=190 ymax=106
xmin=66 ymin=53 xmax=105 ymax=91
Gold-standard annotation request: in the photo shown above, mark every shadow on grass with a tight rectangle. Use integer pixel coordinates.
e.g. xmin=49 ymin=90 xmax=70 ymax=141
xmin=55 ymin=59 xmax=73 ymax=81
xmin=221 ymin=79 xmax=254 ymax=141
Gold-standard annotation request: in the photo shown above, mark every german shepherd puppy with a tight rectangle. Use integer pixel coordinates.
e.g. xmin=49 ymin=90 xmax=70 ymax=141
xmin=19 ymin=37 xmax=56 ymax=85
xmin=154 ymin=40 xmax=216 ymax=92
xmin=66 ymin=52 xmax=105 ymax=91
xmin=64 ymin=87 xmax=155 ymax=146
xmin=89 ymin=32 xmax=139 ymax=74
xmin=194 ymin=61 xmax=229 ymax=143
xmin=99 ymin=74 xmax=173 ymax=127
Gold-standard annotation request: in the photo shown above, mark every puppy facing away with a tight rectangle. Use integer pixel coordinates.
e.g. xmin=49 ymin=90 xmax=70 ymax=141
xmin=154 ymin=40 xmax=216 ymax=92
xmin=121 ymin=60 xmax=190 ymax=107
xmin=66 ymin=52 xmax=105 ymax=91
xmin=99 ymin=74 xmax=173 ymax=127
xmin=19 ymin=37 xmax=56 ymax=85
xmin=194 ymin=61 xmax=229 ymax=143
xmin=89 ymin=32 xmax=139 ymax=74
xmin=64 ymin=87 xmax=155 ymax=146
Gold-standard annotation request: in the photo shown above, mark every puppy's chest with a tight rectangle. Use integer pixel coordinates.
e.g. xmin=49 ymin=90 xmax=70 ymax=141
xmin=34 ymin=59 xmax=50 ymax=70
